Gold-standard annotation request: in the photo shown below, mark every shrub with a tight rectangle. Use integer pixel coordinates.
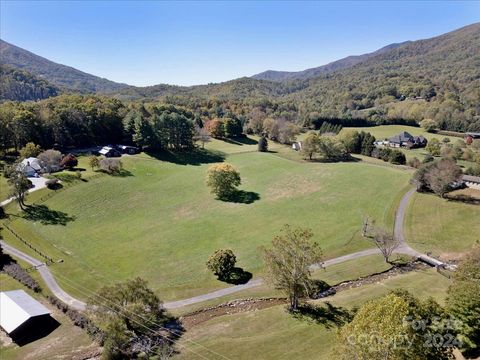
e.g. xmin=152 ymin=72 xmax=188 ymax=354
xmin=407 ymin=157 xmax=421 ymax=168
xmin=100 ymin=158 xmax=123 ymax=174
xmin=206 ymin=249 xmax=237 ymax=280
xmin=47 ymin=295 xmax=100 ymax=336
xmin=60 ymin=153 xmax=78 ymax=169
xmin=388 ymin=150 xmax=406 ymax=165
xmin=3 ymin=263 xmax=41 ymax=292
xmin=88 ymin=155 xmax=100 ymax=170
xmin=0 ymin=206 xmax=6 ymax=219
xmin=45 ymin=178 xmax=59 ymax=189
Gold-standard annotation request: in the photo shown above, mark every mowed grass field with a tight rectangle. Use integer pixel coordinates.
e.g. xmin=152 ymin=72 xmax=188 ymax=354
xmin=173 ymin=268 xmax=451 ymax=360
xmin=405 ymin=192 xmax=480 ymax=258
xmin=3 ymin=139 xmax=411 ymax=301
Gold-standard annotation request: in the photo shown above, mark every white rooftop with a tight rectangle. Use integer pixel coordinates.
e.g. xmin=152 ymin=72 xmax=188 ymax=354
xmin=0 ymin=290 xmax=50 ymax=334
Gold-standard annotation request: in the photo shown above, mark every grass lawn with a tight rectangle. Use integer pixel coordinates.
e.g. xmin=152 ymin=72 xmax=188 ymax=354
xmin=405 ymin=192 xmax=480 ymax=258
xmin=0 ymin=175 xmax=9 ymax=202
xmin=0 ymin=274 xmax=96 ymax=360
xmin=173 ymin=268 xmax=451 ymax=360
xmin=2 ymin=138 xmax=410 ymax=301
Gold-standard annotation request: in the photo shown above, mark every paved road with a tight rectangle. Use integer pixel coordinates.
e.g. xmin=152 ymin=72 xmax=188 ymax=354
xmin=1 ymin=187 xmax=444 ymax=311
xmin=0 ymin=176 xmax=48 ymax=207
xmin=0 ymin=240 xmax=86 ymax=310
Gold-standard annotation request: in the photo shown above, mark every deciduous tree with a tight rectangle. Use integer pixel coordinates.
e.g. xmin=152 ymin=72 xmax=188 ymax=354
xmin=206 ymin=249 xmax=237 ymax=280
xmin=206 ymin=163 xmax=241 ymax=199
xmin=261 ymin=225 xmax=323 ymax=311
xmin=337 ymin=291 xmax=455 ymax=360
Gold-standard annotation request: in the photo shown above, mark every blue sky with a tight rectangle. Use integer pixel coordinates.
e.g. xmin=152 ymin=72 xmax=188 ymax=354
xmin=1 ymin=1 xmax=478 ymax=86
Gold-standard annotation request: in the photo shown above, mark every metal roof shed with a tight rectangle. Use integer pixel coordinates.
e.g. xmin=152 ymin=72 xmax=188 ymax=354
xmin=0 ymin=290 xmax=52 ymax=339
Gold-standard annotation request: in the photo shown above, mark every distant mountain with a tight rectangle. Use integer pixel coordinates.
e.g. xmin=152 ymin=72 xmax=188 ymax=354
xmin=0 ymin=64 xmax=60 ymax=101
xmin=0 ymin=39 xmax=128 ymax=93
xmin=251 ymin=42 xmax=410 ymax=81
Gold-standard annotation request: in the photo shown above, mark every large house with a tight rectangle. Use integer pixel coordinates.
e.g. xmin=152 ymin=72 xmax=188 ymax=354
xmin=16 ymin=157 xmax=43 ymax=177
xmin=388 ymin=131 xmax=428 ymax=148
xmin=0 ymin=290 xmax=55 ymax=344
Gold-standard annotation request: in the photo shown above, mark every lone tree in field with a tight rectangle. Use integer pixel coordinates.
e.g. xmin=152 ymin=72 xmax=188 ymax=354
xmin=261 ymin=225 xmax=323 ymax=311
xmin=206 ymin=249 xmax=237 ymax=280
xmin=88 ymin=155 xmax=100 ymax=171
xmin=206 ymin=163 xmax=241 ymax=199
xmin=258 ymin=136 xmax=268 ymax=152
xmin=8 ymin=170 xmax=31 ymax=210
xmin=87 ymin=277 xmax=171 ymax=359
xmin=372 ymin=228 xmax=400 ymax=263
xmin=446 ymin=244 xmax=480 ymax=353
xmin=336 ymin=291 xmax=455 ymax=360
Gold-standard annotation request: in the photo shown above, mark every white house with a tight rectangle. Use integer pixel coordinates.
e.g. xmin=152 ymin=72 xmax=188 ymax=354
xmin=0 ymin=290 xmax=52 ymax=341
xmin=16 ymin=157 xmax=43 ymax=177
xmin=462 ymin=175 xmax=480 ymax=190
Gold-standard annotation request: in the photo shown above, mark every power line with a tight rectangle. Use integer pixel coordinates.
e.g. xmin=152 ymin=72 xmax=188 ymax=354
xmin=52 ymin=271 xmax=231 ymax=360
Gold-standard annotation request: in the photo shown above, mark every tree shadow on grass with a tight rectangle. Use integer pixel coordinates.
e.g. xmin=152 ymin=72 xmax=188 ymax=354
xmin=292 ymin=302 xmax=355 ymax=329
xmin=220 ymin=267 xmax=253 ymax=285
xmin=221 ymin=137 xmax=258 ymax=146
xmin=22 ymin=204 xmax=75 ymax=226
xmin=219 ymin=190 xmax=260 ymax=204
xmin=146 ymin=148 xmax=226 ymax=166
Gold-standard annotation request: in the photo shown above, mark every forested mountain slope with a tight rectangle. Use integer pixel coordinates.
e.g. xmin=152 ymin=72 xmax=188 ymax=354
xmin=0 ymin=39 xmax=128 ymax=93
xmin=251 ymin=42 xmax=409 ymax=81
xmin=0 ymin=64 xmax=60 ymax=101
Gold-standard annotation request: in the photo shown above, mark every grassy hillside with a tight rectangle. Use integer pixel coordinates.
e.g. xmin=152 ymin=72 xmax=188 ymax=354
xmin=405 ymin=192 xmax=480 ymax=258
xmin=2 ymin=139 xmax=410 ymax=301
xmin=173 ymin=268 xmax=451 ymax=360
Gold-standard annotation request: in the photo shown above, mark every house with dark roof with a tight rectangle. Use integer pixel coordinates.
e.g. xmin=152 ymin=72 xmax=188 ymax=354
xmin=98 ymin=146 xmax=122 ymax=157
xmin=388 ymin=131 xmax=427 ymax=148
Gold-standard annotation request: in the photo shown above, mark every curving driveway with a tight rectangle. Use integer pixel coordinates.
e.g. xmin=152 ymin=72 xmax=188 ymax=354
xmin=1 ymin=187 xmax=444 ymax=311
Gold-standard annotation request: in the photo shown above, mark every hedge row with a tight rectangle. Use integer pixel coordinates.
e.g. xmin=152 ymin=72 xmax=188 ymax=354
xmin=47 ymin=296 xmax=101 ymax=338
xmin=3 ymin=263 xmax=41 ymax=292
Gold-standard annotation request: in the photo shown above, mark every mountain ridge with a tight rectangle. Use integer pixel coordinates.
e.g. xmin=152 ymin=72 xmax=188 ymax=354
xmin=0 ymin=39 xmax=129 ymax=93
xmin=251 ymin=41 xmax=411 ymax=82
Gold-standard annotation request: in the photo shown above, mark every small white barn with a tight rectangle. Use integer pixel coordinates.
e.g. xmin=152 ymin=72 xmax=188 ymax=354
xmin=16 ymin=157 xmax=43 ymax=177
xmin=292 ymin=141 xmax=302 ymax=151
xmin=0 ymin=290 xmax=52 ymax=341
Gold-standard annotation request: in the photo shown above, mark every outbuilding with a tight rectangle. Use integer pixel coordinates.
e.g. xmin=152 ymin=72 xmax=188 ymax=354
xmin=99 ymin=146 xmax=122 ymax=157
xmin=117 ymin=145 xmax=140 ymax=154
xmin=0 ymin=290 xmax=56 ymax=344
xmin=462 ymin=175 xmax=480 ymax=190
